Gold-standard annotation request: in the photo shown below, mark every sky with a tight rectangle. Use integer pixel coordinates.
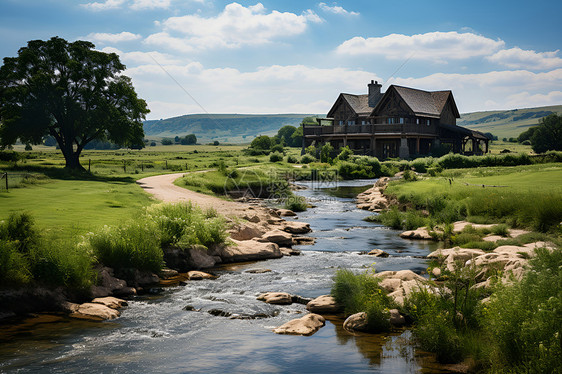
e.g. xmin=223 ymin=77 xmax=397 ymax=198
xmin=1 ymin=0 xmax=561 ymax=120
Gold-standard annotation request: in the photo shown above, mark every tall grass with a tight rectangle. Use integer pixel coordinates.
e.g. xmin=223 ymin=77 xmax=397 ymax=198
xmin=0 ymin=212 xmax=94 ymax=291
xmin=145 ymin=202 xmax=228 ymax=248
xmin=89 ymin=221 xmax=163 ymax=273
xmin=485 ymin=248 xmax=562 ymax=373
xmin=332 ymin=269 xmax=394 ymax=332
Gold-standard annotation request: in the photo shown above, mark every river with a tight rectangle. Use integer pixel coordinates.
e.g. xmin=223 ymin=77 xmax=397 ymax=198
xmin=0 ymin=179 xmax=448 ymax=373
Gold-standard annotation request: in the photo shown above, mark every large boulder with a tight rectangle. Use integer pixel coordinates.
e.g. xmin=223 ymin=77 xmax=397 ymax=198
xmin=90 ymin=267 xmax=135 ymax=298
xmin=343 ymin=312 xmax=368 ymax=332
xmin=257 ymin=292 xmax=293 ymax=305
xmin=306 ymin=295 xmax=342 ymax=314
xmin=259 ymin=229 xmax=294 ymax=247
xmin=228 ymin=224 xmax=264 ymax=241
xmin=367 ymin=249 xmax=389 ymax=257
xmin=186 ymin=270 xmax=215 ymax=280
xmin=216 ymin=239 xmax=282 ymax=263
xmin=374 ymin=271 xmax=431 ymax=306
xmin=389 ymin=309 xmax=406 ymax=326
xmin=277 ymin=209 xmax=297 ymax=217
xmin=282 ymin=221 xmax=311 ymax=234
xmin=399 ymin=227 xmax=436 ymax=240
xmin=273 ymin=313 xmax=326 ymax=336
xmin=91 ymin=297 xmax=128 ymax=309
xmin=69 ymin=303 xmax=120 ymax=321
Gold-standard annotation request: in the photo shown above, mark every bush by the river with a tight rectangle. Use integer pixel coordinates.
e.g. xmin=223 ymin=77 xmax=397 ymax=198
xmin=283 ymin=194 xmax=307 ymax=212
xmin=0 ymin=212 xmax=94 ymax=292
xmin=332 ymin=269 xmax=394 ymax=333
xmin=1 ymin=204 xmax=230 ymax=290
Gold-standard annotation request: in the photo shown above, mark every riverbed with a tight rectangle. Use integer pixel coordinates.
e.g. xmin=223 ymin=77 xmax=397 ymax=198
xmin=0 ymin=179 xmax=447 ymax=373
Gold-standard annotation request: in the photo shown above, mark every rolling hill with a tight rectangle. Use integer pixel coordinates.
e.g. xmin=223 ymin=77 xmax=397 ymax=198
xmin=143 ymin=105 xmax=562 ymax=144
xmin=458 ymin=105 xmax=562 ymax=139
xmin=143 ymin=114 xmax=316 ymax=144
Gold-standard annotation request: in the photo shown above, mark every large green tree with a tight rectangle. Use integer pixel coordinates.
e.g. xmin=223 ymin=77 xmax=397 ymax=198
xmin=0 ymin=37 xmax=149 ymax=169
xmin=530 ymin=113 xmax=562 ymax=153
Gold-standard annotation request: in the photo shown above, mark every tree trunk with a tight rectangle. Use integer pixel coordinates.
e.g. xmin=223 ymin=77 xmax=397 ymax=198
xmin=64 ymin=150 xmax=84 ymax=170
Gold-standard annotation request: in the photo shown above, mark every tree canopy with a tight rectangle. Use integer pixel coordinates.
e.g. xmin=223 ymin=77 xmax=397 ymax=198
xmin=0 ymin=37 xmax=149 ymax=169
xmin=530 ymin=113 xmax=562 ymax=153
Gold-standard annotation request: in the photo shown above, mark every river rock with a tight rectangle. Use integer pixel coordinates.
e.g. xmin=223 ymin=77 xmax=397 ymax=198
xmin=257 ymin=292 xmax=293 ymax=305
xmin=228 ymin=224 xmax=264 ymax=241
xmin=245 ymin=268 xmax=272 ymax=274
xmin=277 ymin=209 xmax=297 ymax=217
xmin=70 ymin=303 xmax=120 ymax=321
xmin=280 ymin=247 xmax=301 ymax=256
xmin=217 ymin=239 xmax=282 ymax=263
xmin=187 ymin=270 xmax=215 ymax=280
xmin=187 ymin=245 xmax=219 ymax=269
xmin=282 ymin=221 xmax=311 ymax=234
xmin=452 ymin=221 xmax=496 ymax=233
xmin=374 ymin=271 xmax=431 ymax=306
xmin=389 ymin=309 xmax=406 ymax=326
xmin=159 ymin=268 xmax=179 ymax=279
xmin=399 ymin=227 xmax=435 ymax=240
xmin=91 ymin=297 xmax=128 ymax=309
xmin=367 ymin=249 xmax=389 ymax=257
xmin=90 ymin=266 xmax=134 ymax=298
xmin=343 ymin=312 xmax=368 ymax=332
xmin=273 ymin=313 xmax=326 ymax=336
xmin=306 ymin=295 xmax=342 ymax=314
xmin=259 ymin=229 xmax=294 ymax=247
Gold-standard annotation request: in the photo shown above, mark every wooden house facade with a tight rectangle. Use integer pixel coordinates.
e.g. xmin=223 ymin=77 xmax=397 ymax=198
xmin=303 ymin=81 xmax=489 ymax=159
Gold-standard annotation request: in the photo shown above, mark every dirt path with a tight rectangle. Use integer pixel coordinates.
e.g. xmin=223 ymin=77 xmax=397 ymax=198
xmin=136 ymin=173 xmax=254 ymax=218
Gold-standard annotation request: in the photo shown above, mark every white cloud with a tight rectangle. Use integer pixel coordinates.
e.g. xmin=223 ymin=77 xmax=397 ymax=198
xmin=391 ymin=69 xmax=562 ymax=112
xmin=82 ymin=0 xmax=126 ymax=11
xmin=336 ymin=31 xmax=505 ymax=62
xmin=504 ymin=91 xmax=562 ymax=109
xmin=487 ymin=47 xmax=562 ymax=70
xmin=100 ymin=47 xmax=183 ymax=65
xmin=318 ymin=2 xmax=359 ymax=16
xmin=87 ymin=32 xmax=142 ymax=44
xmin=145 ymin=2 xmax=322 ymax=51
xmin=130 ymin=0 xmax=171 ymax=10
xmin=82 ymin=0 xmax=202 ymax=11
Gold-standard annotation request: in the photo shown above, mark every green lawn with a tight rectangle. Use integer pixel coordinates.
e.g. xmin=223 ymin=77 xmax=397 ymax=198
xmin=0 ymin=176 xmax=153 ymax=235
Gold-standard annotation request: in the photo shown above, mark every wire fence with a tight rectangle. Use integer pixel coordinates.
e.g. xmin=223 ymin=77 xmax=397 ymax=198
xmin=0 ymin=172 xmax=43 ymax=192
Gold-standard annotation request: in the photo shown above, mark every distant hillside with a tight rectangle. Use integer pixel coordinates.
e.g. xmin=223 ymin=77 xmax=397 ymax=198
xmin=143 ymin=105 xmax=562 ymax=144
xmin=458 ymin=105 xmax=562 ymax=139
xmin=143 ymin=114 xmax=317 ymax=144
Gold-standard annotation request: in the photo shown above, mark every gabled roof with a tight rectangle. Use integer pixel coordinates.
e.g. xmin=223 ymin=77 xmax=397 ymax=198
xmin=439 ymin=123 xmax=489 ymax=140
xmin=327 ymin=93 xmax=372 ymax=118
xmin=341 ymin=94 xmax=372 ymax=116
xmin=373 ymin=85 xmax=460 ymax=119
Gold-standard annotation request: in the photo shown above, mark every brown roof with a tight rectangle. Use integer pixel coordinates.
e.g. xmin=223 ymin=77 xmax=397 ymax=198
xmin=378 ymin=85 xmax=458 ymax=119
xmin=341 ymin=94 xmax=372 ymax=116
xmin=439 ymin=123 xmax=489 ymax=140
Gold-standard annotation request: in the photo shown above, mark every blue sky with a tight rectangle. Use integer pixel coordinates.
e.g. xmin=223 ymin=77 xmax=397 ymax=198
xmin=1 ymin=0 xmax=561 ymax=119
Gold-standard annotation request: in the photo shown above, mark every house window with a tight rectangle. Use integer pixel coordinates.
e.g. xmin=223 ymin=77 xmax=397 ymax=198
xmin=387 ymin=117 xmax=395 ymax=124
xmin=399 ymin=117 xmax=404 ymax=124
xmin=361 ymin=120 xmax=366 ymax=125
xmin=416 ymin=118 xmax=420 ymax=125
xmin=348 ymin=120 xmax=355 ymax=125
xmin=339 ymin=120 xmax=344 ymax=126
xmin=426 ymin=119 xmax=431 ymax=126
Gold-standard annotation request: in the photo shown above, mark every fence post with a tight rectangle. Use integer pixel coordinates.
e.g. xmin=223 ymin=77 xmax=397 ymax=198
xmin=88 ymin=159 xmax=91 ymax=172
xmin=141 ymin=162 xmax=144 ymax=172
xmin=4 ymin=173 xmax=7 ymax=192
xmin=123 ymin=160 xmax=126 ymax=173
xmin=165 ymin=160 xmax=168 ymax=169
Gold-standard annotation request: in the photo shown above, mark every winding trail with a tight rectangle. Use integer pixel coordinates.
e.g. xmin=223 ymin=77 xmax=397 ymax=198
xmin=136 ymin=173 xmax=254 ymax=218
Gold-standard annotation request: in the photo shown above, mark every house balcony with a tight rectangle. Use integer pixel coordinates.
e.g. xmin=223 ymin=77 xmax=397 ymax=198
xmin=303 ymin=124 xmax=437 ymax=137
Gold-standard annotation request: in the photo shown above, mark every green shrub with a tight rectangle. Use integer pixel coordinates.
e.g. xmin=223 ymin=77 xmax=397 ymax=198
xmin=336 ymin=146 xmax=353 ymax=161
xmin=300 ymin=154 xmax=316 ymax=164
xmin=284 ymin=195 xmax=307 ymax=212
xmin=269 ymin=152 xmax=283 ymax=162
xmin=403 ymin=169 xmax=417 ymax=181
xmin=0 ymin=212 xmax=37 ymax=253
xmin=416 ymin=311 xmax=464 ymax=363
xmin=270 ymin=144 xmax=284 ymax=154
xmin=332 ymin=269 xmax=393 ymax=332
xmin=286 ymin=155 xmax=298 ymax=163
xmin=30 ymin=236 xmax=95 ymax=292
xmin=89 ymin=221 xmax=163 ymax=273
xmin=376 ymin=207 xmax=403 ymax=229
xmin=485 ymin=248 xmax=562 ymax=373
xmin=0 ymin=240 xmax=31 ymax=285
xmin=491 ymin=224 xmax=510 ymax=237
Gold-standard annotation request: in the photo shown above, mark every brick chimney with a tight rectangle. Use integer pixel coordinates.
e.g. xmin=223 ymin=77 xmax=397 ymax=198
xmin=368 ymin=80 xmax=382 ymax=107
